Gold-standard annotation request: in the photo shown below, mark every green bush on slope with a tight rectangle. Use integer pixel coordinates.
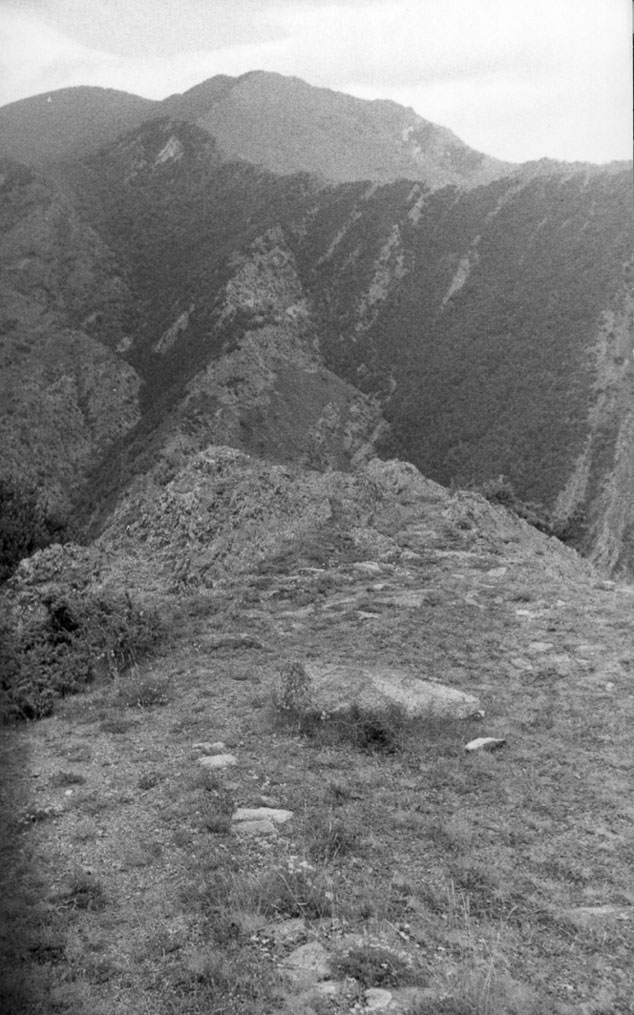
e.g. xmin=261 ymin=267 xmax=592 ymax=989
xmin=0 ymin=586 xmax=164 ymax=722
xmin=0 ymin=478 xmax=67 ymax=584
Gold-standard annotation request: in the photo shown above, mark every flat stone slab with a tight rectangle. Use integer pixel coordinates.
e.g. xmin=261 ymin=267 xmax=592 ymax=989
xmin=375 ymin=591 xmax=429 ymax=609
xmin=197 ymin=754 xmax=237 ymax=769
xmin=567 ymin=905 xmax=632 ymax=928
xmin=300 ymin=663 xmax=480 ymax=719
xmin=232 ymin=807 xmax=293 ymax=825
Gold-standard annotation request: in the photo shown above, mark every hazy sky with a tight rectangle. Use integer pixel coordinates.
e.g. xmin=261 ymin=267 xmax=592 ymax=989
xmin=1 ymin=0 xmax=631 ymax=163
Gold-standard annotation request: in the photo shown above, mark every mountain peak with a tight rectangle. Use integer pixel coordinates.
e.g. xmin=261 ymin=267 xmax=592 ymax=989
xmin=161 ymin=71 xmax=513 ymax=187
xmin=1 ymin=71 xmax=513 ymax=189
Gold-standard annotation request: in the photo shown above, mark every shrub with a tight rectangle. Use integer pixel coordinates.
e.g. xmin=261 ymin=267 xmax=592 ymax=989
xmin=274 ymin=661 xmax=410 ymax=753
xmin=0 ymin=587 xmax=164 ymax=722
xmin=54 ymin=873 xmax=107 ymax=912
xmin=475 ymin=475 xmax=576 ymax=539
xmin=0 ymin=479 xmax=67 ymax=584
xmin=115 ymin=674 xmax=170 ymax=709
xmin=305 ymin=812 xmax=361 ymax=861
xmin=330 ymin=943 xmax=424 ymax=988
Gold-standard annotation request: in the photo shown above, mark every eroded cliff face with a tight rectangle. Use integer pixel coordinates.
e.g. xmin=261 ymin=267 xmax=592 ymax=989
xmin=555 ymin=289 xmax=634 ymax=576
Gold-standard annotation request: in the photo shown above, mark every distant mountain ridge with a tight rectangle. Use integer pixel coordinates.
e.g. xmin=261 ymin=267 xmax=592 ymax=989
xmin=1 ymin=71 xmax=513 ymax=189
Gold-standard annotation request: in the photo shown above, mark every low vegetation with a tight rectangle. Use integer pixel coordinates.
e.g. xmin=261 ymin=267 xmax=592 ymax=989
xmin=0 ymin=467 xmax=631 ymax=1014
xmin=0 ymin=477 xmax=67 ymax=584
xmin=0 ymin=585 xmax=164 ymax=722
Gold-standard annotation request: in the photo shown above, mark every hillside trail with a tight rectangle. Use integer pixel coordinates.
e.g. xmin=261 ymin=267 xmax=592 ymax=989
xmin=2 ymin=513 xmax=633 ymax=1014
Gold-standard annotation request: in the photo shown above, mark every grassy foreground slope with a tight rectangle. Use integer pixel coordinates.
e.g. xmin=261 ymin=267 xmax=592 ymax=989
xmin=1 ymin=453 xmax=632 ymax=1014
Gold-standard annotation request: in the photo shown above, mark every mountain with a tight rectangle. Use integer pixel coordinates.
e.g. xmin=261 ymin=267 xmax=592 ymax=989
xmin=0 ymin=76 xmax=632 ymax=578
xmin=0 ymin=87 xmax=157 ymax=166
xmin=0 ymin=72 xmax=512 ymax=189
xmin=3 ymin=73 xmax=634 ymax=1015
xmin=160 ymin=70 xmax=514 ymax=187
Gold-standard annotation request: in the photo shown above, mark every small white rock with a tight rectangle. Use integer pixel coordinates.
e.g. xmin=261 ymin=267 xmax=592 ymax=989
xmin=464 ymin=737 xmax=506 ymax=752
xmin=232 ymin=807 xmax=293 ymax=825
xmin=198 ymin=754 xmax=237 ymax=769
xmin=527 ymin=641 xmax=554 ymax=654
xmin=365 ymin=987 xmax=395 ymax=1010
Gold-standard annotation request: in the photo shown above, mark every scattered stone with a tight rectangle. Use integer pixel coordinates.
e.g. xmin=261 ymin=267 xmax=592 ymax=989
xmin=232 ymin=807 xmax=293 ymax=825
xmin=352 ymin=562 xmax=383 ymax=575
xmin=548 ymin=654 xmax=572 ymax=677
xmin=510 ymin=657 xmax=533 ymax=671
xmin=281 ymin=941 xmax=331 ymax=988
xmin=593 ymin=580 xmax=616 ymax=591
xmin=464 ymin=737 xmax=506 ymax=752
xmin=262 ymin=918 xmax=307 ymax=945
xmin=527 ymin=641 xmax=554 ymax=654
xmin=376 ymin=591 xmax=428 ymax=609
xmin=284 ymin=663 xmax=481 ymax=719
xmin=575 ymin=644 xmax=596 ymax=658
xmin=364 ymin=987 xmax=395 ymax=1010
xmin=567 ymin=905 xmax=632 ymax=928
xmin=197 ymin=754 xmax=237 ymax=770
xmin=486 ymin=566 xmax=507 ymax=577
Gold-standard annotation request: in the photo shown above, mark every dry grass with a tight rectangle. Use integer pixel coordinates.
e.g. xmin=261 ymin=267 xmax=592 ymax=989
xmin=1 ymin=544 xmax=633 ymax=1015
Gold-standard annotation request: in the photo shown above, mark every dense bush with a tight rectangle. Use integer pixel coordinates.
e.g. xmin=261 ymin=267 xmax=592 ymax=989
xmin=0 ymin=587 xmax=164 ymax=722
xmin=0 ymin=479 xmax=67 ymax=584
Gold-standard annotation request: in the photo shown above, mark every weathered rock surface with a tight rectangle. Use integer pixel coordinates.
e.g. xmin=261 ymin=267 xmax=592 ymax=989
xmin=197 ymin=753 xmax=237 ymax=770
xmin=281 ymin=941 xmax=331 ymax=988
xmin=290 ymin=663 xmax=480 ymax=719
xmin=232 ymin=807 xmax=293 ymax=825
xmin=464 ymin=737 xmax=506 ymax=752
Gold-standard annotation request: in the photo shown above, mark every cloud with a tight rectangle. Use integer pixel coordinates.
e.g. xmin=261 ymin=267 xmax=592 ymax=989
xmin=0 ymin=9 xmax=117 ymax=100
xmin=0 ymin=0 xmax=630 ymax=163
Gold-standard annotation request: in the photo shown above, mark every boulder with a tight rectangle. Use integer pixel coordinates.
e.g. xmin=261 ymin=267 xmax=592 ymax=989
xmin=278 ymin=662 xmax=480 ymax=719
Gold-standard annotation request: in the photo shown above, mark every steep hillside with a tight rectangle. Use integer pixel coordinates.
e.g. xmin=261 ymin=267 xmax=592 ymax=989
xmin=0 ymin=158 xmax=142 ymax=515
xmin=1 ymin=73 xmax=512 ymax=189
xmin=0 ymin=94 xmax=631 ymax=576
xmin=294 ymin=168 xmax=633 ymax=573
xmin=0 ymin=123 xmax=387 ymax=529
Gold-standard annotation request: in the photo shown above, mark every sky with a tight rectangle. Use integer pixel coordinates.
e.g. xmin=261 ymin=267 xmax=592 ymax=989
xmin=0 ymin=0 xmax=631 ymax=164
